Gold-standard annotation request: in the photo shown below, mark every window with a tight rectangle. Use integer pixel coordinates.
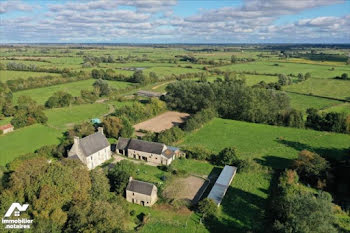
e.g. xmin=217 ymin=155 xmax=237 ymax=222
xmin=133 ymin=192 xmax=135 ymax=196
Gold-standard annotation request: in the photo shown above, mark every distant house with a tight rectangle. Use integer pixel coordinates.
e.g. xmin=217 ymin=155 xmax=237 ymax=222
xmin=126 ymin=177 xmax=158 ymax=206
xmin=0 ymin=124 xmax=14 ymax=135
xmin=116 ymin=137 xmax=181 ymax=166
xmin=68 ymin=127 xmax=112 ymax=170
xmin=207 ymin=165 xmax=237 ymax=206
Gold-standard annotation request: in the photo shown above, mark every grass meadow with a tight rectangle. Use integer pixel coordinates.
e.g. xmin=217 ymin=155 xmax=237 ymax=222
xmin=178 ymin=118 xmax=350 ymax=232
xmin=0 ymin=70 xmax=61 ymax=82
xmin=284 ymin=78 xmax=350 ymax=101
xmin=217 ymin=61 xmax=350 ymax=79
xmin=13 ymin=79 xmax=133 ymax=104
xmin=0 ymin=124 xmax=61 ymax=166
xmin=45 ymin=103 xmax=110 ymax=130
xmin=286 ymin=92 xmax=344 ymax=112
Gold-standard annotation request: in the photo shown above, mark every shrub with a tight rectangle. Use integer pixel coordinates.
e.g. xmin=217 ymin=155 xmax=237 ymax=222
xmin=293 ymin=150 xmax=330 ymax=187
xmin=215 ymin=147 xmax=239 ymax=166
xmin=197 ymin=198 xmax=217 ymax=219
xmin=182 ymin=145 xmax=214 ymax=161
xmin=157 ymin=127 xmax=184 ymax=145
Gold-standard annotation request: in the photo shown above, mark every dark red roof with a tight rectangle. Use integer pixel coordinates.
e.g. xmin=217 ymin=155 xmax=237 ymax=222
xmin=0 ymin=124 xmax=14 ymax=130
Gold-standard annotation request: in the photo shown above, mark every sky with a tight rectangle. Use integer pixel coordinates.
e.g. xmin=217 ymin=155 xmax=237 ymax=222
xmin=0 ymin=0 xmax=349 ymax=43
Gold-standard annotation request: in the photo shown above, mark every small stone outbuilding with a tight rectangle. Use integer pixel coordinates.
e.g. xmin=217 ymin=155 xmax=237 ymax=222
xmin=126 ymin=177 xmax=158 ymax=206
xmin=0 ymin=124 xmax=14 ymax=135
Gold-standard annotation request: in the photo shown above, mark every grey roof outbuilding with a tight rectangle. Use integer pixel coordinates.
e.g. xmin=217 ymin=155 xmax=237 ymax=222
xmin=208 ymin=165 xmax=237 ymax=206
xmin=126 ymin=179 xmax=156 ymax=196
xmin=127 ymin=138 xmax=165 ymax=155
xmin=116 ymin=137 xmax=130 ymax=150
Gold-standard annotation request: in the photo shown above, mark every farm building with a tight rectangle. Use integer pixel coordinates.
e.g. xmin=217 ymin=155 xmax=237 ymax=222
xmin=68 ymin=127 xmax=112 ymax=170
xmin=207 ymin=165 xmax=237 ymax=206
xmin=0 ymin=124 xmax=14 ymax=135
xmin=116 ymin=137 xmax=181 ymax=165
xmin=126 ymin=177 xmax=158 ymax=206
xmin=137 ymin=90 xmax=164 ymax=98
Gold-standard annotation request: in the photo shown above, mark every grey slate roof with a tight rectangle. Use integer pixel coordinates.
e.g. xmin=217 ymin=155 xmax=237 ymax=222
xmin=207 ymin=165 xmax=237 ymax=206
xmin=126 ymin=179 xmax=155 ymax=196
xmin=128 ymin=138 xmax=164 ymax=155
xmin=116 ymin=137 xmax=130 ymax=150
xmin=79 ymin=132 xmax=110 ymax=157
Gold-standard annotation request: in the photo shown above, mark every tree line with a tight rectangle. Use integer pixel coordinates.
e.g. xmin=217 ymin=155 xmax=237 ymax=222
xmin=163 ymin=79 xmax=350 ymax=134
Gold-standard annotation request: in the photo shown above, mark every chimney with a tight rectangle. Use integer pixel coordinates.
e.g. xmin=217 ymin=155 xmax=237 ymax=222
xmin=98 ymin=127 xmax=104 ymax=135
xmin=74 ymin=136 xmax=79 ymax=145
xmin=129 ymin=176 xmax=133 ymax=182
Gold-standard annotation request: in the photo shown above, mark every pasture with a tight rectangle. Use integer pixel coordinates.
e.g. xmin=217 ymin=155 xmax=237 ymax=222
xmin=13 ymin=79 xmax=133 ymax=104
xmin=217 ymin=61 xmax=350 ymax=78
xmin=45 ymin=103 xmax=110 ymax=130
xmin=179 ymin=118 xmax=350 ymax=232
xmin=0 ymin=124 xmax=61 ymax=166
xmin=0 ymin=70 xmax=60 ymax=82
xmin=286 ymin=92 xmax=344 ymax=112
xmin=284 ymin=78 xmax=350 ymax=101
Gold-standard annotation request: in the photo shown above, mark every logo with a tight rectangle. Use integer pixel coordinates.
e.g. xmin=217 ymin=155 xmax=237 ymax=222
xmin=4 ymin=203 xmax=29 ymax=217
xmin=2 ymin=203 xmax=33 ymax=229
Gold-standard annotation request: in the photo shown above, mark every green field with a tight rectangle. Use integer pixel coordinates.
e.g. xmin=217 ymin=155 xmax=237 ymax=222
xmin=284 ymin=78 xmax=350 ymax=101
xmin=322 ymin=102 xmax=350 ymax=115
xmin=287 ymin=92 xmax=344 ymax=112
xmin=13 ymin=79 xmax=133 ymax=104
xmin=218 ymin=61 xmax=350 ymax=79
xmin=0 ymin=117 xmax=12 ymax=125
xmin=0 ymin=124 xmax=61 ymax=166
xmin=178 ymin=118 xmax=350 ymax=232
xmin=0 ymin=70 xmax=60 ymax=81
xmin=45 ymin=103 xmax=110 ymax=129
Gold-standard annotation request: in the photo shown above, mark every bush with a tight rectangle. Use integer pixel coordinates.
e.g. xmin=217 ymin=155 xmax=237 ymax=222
xmin=293 ymin=150 xmax=330 ymax=187
xmin=215 ymin=147 xmax=239 ymax=166
xmin=157 ymin=127 xmax=184 ymax=145
xmin=183 ymin=108 xmax=217 ymax=131
xmin=182 ymin=145 xmax=214 ymax=161
xmin=197 ymin=198 xmax=217 ymax=219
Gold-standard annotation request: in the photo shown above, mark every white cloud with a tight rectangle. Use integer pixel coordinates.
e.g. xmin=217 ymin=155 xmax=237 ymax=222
xmin=0 ymin=0 xmax=35 ymax=14
xmin=0 ymin=0 xmax=348 ymax=43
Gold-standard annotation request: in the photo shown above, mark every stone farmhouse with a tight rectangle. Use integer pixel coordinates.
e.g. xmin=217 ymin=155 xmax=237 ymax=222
xmin=116 ymin=137 xmax=181 ymax=166
xmin=126 ymin=177 xmax=158 ymax=206
xmin=0 ymin=124 xmax=14 ymax=135
xmin=68 ymin=127 xmax=112 ymax=170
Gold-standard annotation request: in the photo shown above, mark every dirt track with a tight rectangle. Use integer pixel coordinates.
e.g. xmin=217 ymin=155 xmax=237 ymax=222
xmin=134 ymin=111 xmax=190 ymax=133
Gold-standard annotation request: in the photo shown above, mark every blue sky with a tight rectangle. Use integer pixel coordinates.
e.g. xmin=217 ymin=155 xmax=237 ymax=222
xmin=0 ymin=0 xmax=349 ymax=43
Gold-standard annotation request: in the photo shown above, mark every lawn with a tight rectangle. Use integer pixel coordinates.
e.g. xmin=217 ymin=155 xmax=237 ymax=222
xmin=0 ymin=70 xmax=60 ymax=81
xmin=284 ymin=78 xmax=350 ymax=101
xmin=287 ymin=92 xmax=344 ymax=112
xmin=0 ymin=124 xmax=61 ymax=166
xmin=13 ymin=79 xmax=133 ymax=104
xmin=179 ymin=118 xmax=350 ymax=232
xmin=45 ymin=103 xmax=110 ymax=129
